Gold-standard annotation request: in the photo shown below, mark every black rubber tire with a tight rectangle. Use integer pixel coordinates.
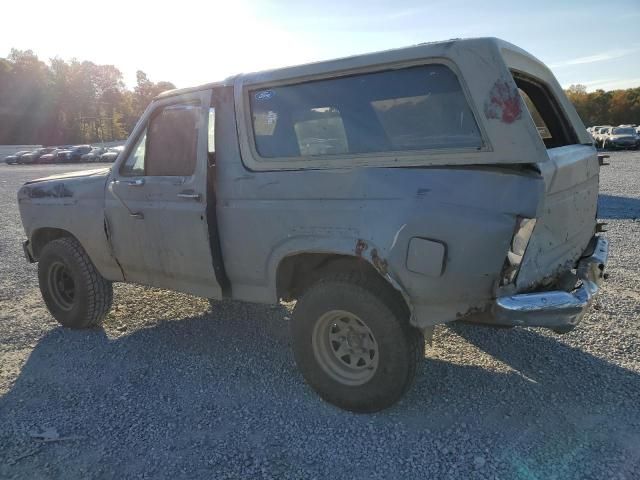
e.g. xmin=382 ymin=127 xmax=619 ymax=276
xmin=291 ymin=272 xmax=424 ymax=412
xmin=38 ymin=237 xmax=113 ymax=328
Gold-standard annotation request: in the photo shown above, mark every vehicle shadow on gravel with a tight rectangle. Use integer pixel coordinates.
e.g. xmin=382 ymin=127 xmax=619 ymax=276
xmin=598 ymin=194 xmax=640 ymax=219
xmin=1 ymin=302 xmax=639 ymax=478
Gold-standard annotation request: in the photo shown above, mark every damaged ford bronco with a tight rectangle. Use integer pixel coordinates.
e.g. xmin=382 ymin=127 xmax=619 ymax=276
xmin=18 ymin=38 xmax=608 ymax=412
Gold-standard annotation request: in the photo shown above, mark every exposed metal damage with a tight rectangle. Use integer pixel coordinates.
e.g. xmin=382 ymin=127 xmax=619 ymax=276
xmin=21 ymin=183 xmax=73 ymax=199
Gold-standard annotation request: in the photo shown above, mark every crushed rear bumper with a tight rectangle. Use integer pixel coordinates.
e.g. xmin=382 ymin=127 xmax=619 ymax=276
xmin=492 ymin=236 xmax=608 ymax=331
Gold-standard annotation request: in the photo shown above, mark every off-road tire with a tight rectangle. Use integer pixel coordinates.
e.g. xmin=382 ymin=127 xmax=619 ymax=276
xmin=291 ymin=272 xmax=424 ymax=412
xmin=38 ymin=237 xmax=113 ymax=328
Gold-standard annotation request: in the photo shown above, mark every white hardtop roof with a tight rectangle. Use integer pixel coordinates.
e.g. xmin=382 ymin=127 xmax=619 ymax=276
xmin=156 ymin=37 xmax=542 ymax=99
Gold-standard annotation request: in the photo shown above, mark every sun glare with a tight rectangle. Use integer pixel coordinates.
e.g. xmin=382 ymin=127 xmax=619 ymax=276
xmin=0 ymin=0 xmax=319 ymax=88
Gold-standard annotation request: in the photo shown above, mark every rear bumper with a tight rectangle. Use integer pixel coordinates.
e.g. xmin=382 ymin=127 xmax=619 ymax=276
xmin=492 ymin=236 xmax=608 ymax=331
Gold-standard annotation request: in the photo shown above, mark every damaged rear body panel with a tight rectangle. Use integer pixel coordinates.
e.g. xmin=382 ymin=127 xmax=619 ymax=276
xmin=515 ymin=145 xmax=600 ymax=291
xmin=224 ymin=37 xmax=603 ymax=329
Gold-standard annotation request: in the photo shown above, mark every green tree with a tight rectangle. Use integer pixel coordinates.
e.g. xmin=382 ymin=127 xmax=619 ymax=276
xmin=0 ymin=49 xmax=176 ymax=145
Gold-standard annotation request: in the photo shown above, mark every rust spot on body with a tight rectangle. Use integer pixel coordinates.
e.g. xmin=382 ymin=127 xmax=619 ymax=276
xmin=370 ymin=248 xmax=388 ymax=275
xmin=484 ymin=79 xmax=522 ymax=124
xmin=355 ymin=239 xmax=368 ymax=257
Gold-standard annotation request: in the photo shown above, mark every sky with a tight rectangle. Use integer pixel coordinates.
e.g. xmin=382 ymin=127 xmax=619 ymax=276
xmin=1 ymin=0 xmax=639 ymax=91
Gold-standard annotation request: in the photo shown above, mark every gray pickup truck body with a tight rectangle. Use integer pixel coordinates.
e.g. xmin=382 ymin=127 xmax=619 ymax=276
xmin=18 ymin=38 xmax=608 ymax=333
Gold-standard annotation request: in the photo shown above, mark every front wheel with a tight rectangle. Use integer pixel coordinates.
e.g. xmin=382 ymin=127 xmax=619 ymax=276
xmin=290 ymin=272 xmax=424 ymax=412
xmin=38 ymin=237 xmax=113 ymax=328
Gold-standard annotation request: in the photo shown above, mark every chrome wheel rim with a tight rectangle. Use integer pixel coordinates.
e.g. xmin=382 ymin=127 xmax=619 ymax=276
xmin=48 ymin=261 xmax=75 ymax=311
xmin=312 ymin=310 xmax=379 ymax=386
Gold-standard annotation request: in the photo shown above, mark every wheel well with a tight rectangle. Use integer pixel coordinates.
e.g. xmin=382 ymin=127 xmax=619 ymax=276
xmin=31 ymin=228 xmax=74 ymax=260
xmin=276 ymin=253 xmax=405 ymax=305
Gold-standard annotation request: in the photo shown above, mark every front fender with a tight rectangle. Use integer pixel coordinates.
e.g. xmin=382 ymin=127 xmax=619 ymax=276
xmin=17 ymin=172 xmax=123 ymax=282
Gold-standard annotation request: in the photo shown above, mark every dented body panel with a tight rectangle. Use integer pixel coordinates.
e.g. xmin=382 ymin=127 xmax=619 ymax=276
xmin=18 ymin=168 xmax=124 ymax=282
xmin=516 ymin=145 xmax=600 ymax=291
xmin=17 ymin=38 xmax=606 ymax=331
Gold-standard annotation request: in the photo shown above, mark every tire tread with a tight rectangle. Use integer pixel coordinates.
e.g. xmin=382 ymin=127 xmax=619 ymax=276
xmin=292 ymin=270 xmax=424 ymax=411
xmin=40 ymin=237 xmax=113 ymax=328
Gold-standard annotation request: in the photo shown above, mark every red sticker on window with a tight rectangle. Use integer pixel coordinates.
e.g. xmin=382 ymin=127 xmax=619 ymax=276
xmin=484 ymin=80 xmax=522 ymax=124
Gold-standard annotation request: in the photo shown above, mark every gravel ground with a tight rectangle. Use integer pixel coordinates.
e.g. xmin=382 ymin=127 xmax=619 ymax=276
xmin=1 ymin=154 xmax=639 ymax=479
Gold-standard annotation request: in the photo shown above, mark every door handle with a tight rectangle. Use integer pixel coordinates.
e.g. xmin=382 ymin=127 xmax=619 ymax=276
xmin=111 ymin=178 xmax=144 ymax=187
xmin=177 ymin=192 xmax=201 ymax=201
xmin=125 ymin=178 xmax=145 ymax=187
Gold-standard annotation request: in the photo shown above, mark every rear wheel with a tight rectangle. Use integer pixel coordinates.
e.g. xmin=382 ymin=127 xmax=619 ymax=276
xmin=291 ymin=272 xmax=424 ymax=412
xmin=38 ymin=237 xmax=113 ymax=328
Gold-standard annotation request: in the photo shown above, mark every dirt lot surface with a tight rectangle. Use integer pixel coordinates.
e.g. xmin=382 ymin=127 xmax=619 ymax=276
xmin=1 ymin=154 xmax=639 ymax=479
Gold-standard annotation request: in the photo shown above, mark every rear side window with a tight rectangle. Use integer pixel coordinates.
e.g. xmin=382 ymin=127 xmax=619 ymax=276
xmin=513 ymin=72 xmax=578 ymax=148
xmin=249 ymin=64 xmax=482 ymax=159
xmin=518 ymin=89 xmax=552 ymax=139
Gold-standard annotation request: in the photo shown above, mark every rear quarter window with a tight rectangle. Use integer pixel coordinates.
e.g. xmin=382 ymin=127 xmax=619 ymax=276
xmin=512 ymin=71 xmax=579 ymax=148
xmin=249 ymin=64 xmax=482 ymax=159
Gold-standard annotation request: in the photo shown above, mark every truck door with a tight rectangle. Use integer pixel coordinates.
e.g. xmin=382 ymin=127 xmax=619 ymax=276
xmin=104 ymin=89 xmax=223 ymax=299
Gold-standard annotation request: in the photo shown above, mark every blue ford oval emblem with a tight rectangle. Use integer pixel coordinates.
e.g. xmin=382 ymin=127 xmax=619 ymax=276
xmin=255 ymin=90 xmax=274 ymax=100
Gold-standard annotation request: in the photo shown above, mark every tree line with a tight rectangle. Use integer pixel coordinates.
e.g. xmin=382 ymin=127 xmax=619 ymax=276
xmin=1 ymin=48 xmax=639 ymax=146
xmin=565 ymin=84 xmax=640 ymax=127
xmin=0 ymin=49 xmax=175 ymax=146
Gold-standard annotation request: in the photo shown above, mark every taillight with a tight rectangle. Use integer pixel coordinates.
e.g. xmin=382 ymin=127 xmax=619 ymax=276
xmin=500 ymin=217 xmax=536 ymax=286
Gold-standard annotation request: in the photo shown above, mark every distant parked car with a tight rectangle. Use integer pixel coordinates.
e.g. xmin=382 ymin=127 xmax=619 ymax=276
xmin=99 ymin=145 xmax=124 ymax=162
xmin=594 ymin=126 xmax=612 ymax=145
xmin=17 ymin=147 xmax=57 ymax=165
xmin=601 ymin=126 xmax=638 ymax=150
xmin=37 ymin=148 xmax=63 ymax=164
xmin=55 ymin=145 xmax=93 ymax=163
xmin=81 ymin=147 xmax=107 ymax=162
xmin=4 ymin=150 xmax=32 ymax=165
xmin=36 ymin=146 xmax=74 ymax=164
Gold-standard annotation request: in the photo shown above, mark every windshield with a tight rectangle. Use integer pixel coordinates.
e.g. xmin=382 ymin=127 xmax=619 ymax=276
xmin=612 ymin=127 xmax=635 ymax=135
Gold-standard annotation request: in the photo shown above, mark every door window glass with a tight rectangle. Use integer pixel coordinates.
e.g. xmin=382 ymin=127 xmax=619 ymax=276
xmin=121 ymin=102 xmax=201 ymax=176
xmin=146 ymin=103 xmax=200 ymax=176
xmin=120 ymin=130 xmax=146 ymax=176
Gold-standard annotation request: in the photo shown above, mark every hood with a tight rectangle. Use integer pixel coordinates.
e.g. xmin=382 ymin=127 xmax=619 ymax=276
xmin=19 ymin=167 xmax=111 ymax=203
xmin=24 ymin=167 xmax=111 ymax=185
